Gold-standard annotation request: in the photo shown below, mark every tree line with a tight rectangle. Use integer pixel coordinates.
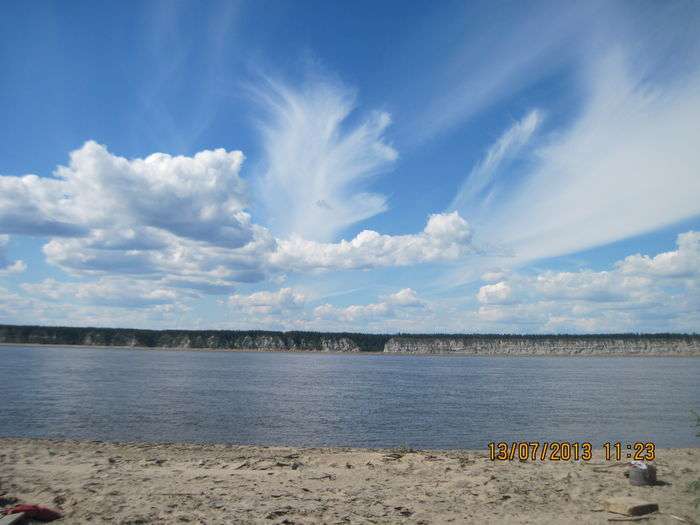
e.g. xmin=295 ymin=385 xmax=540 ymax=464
xmin=0 ymin=324 xmax=697 ymax=352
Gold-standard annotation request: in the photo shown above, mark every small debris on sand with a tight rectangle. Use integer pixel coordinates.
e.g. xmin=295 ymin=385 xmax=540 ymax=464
xmin=604 ymin=496 xmax=659 ymax=516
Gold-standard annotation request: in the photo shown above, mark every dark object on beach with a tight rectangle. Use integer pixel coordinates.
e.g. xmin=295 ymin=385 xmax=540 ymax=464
xmin=0 ymin=497 xmax=18 ymax=507
xmin=604 ymin=497 xmax=659 ymax=516
xmin=3 ymin=504 xmax=62 ymax=522
xmin=629 ymin=463 xmax=657 ymax=486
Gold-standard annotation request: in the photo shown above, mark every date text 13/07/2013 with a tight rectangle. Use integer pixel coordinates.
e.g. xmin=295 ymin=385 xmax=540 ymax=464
xmin=487 ymin=442 xmax=656 ymax=461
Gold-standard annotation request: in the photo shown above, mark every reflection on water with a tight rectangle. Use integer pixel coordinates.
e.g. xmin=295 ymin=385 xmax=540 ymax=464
xmin=1 ymin=345 xmax=698 ymax=448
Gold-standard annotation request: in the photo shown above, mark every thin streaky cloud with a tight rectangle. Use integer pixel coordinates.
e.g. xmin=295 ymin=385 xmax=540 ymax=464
xmin=450 ymin=109 xmax=542 ymax=215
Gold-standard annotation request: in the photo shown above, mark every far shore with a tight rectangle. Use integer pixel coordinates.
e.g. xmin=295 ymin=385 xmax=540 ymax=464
xmin=2 ymin=438 xmax=698 ymax=524
xmin=1 ymin=342 xmax=699 ymax=357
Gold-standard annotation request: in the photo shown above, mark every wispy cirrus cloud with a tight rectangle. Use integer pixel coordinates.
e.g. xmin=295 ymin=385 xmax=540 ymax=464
xmin=3 ymin=1 xmax=698 ymax=336
xmin=480 ymin=51 xmax=700 ymax=263
xmin=251 ymin=73 xmax=397 ymax=242
xmin=404 ymin=1 xmax=595 ymax=145
xmin=136 ymin=0 xmax=242 ymax=152
xmin=450 ymin=109 xmax=542 ymax=216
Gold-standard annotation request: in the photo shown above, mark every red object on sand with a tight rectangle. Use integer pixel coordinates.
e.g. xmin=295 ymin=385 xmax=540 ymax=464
xmin=4 ymin=504 xmax=62 ymax=521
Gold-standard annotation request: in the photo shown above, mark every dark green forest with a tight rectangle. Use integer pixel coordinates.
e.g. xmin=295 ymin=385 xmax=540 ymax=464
xmin=0 ymin=324 xmax=696 ymax=352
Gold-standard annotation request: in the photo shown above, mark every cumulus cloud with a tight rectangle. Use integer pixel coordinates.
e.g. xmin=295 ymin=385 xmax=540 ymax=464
xmin=0 ymin=235 xmax=26 ymax=275
xmin=0 ymin=141 xmax=252 ymax=247
xmin=0 ymin=282 xmax=189 ymax=328
xmin=0 ymin=142 xmax=281 ymax=294
xmin=229 ymin=287 xmax=306 ymax=315
xmin=387 ymin=287 xmax=424 ymax=307
xmin=223 ymin=287 xmax=429 ymax=331
xmin=0 ymin=274 xmax=192 ymax=330
xmin=270 ymin=212 xmax=474 ymax=271
xmin=0 ymin=286 xmax=45 ymax=323
xmin=474 ymin=231 xmax=700 ymax=332
xmin=1 ymin=139 xmax=473 ymax=302
xmin=29 ymin=206 xmax=475 ymax=295
xmin=0 ymin=260 xmax=26 ymax=276
xmin=476 ymin=281 xmax=513 ymax=305
xmin=314 ymin=288 xmax=425 ymax=323
xmin=43 ymin=224 xmax=274 ymax=287
xmin=252 ymin=74 xmax=397 ymax=241
xmin=218 ymin=287 xmax=311 ymax=331
xmin=22 ymin=277 xmax=181 ymax=308
xmin=477 ymin=271 xmax=650 ymax=306
xmin=617 ymin=231 xmax=700 ymax=278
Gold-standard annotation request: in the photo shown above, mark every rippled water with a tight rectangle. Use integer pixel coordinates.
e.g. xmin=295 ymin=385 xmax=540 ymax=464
xmin=1 ymin=345 xmax=698 ymax=449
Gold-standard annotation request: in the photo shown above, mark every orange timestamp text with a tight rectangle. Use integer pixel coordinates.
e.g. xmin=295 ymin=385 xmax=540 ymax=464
xmin=487 ymin=441 xmax=656 ymax=461
xmin=488 ymin=441 xmax=593 ymax=461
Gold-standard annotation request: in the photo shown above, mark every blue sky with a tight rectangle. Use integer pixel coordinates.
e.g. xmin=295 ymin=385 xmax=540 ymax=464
xmin=1 ymin=0 xmax=699 ymax=333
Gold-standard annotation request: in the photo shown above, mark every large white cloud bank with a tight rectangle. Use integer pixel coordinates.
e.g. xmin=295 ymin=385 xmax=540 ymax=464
xmin=0 ymin=141 xmax=475 ymax=296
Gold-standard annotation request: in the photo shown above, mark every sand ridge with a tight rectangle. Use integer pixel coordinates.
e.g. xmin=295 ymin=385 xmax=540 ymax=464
xmin=1 ymin=439 xmax=698 ymax=524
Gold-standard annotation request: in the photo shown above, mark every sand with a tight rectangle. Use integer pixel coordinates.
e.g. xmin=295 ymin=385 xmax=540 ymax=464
xmin=1 ymin=439 xmax=698 ymax=524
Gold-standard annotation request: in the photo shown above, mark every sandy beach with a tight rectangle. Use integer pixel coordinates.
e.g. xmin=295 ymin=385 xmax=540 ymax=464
xmin=1 ymin=439 xmax=698 ymax=524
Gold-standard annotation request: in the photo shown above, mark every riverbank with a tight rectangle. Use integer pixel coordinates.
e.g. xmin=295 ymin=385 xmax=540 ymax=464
xmin=2 ymin=342 xmax=699 ymax=357
xmin=3 ymin=325 xmax=699 ymax=356
xmin=1 ymin=438 xmax=698 ymax=524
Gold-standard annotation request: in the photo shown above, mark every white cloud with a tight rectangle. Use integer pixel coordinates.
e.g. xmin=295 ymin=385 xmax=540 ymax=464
xmin=0 ymin=260 xmax=26 ymax=276
xmin=22 ymin=277 xmax=182 ymax=308
xmin=0 ymin=291 xmax=190 ymax=329
xmin=314 ymin=302 xmax=390 ymax=323
xmin=476 ymin=281 xmax=513 ymax=305
xmin=224 ymin=286 xmax=426 ymax=329
xmin=481 ymin=270 xmax=508 ymax=282
xmin=477 ymin=272 xmax=650 ymax=306
xmin=42 ymin=224 xmax=275 ymax=288
xmin=386 ymin=288 xmax=424 ymax=307
xmin=0 ymin=286 xmax=45 ymax=323
xmin=41 ymin=212 xmax=475 ymax=291
xmin=0 ymin=141 xmax=252 ymax=247
xmin=270 ymin=212 xmax=473 ymax=271
xmin=229 ymin=287 xmax=306 ymax=315
xmin=220 ymin=287 xmax=311 ymax=331
xmin=474 ymin=231 xmax=700 ymax=332
xmin=0 ymin=143 xmax=477 ymax=306
xmin=252 ymin=74 xmax=397 ymax=241
xmin=451 ymin=109 xmax=542 ymax=213
xmin=406 ymin=2 xmax=595 ymax=144
xmin=314 ymin=288 xmax=426 ymax=323
xmin=0 ymin=142 xmax=280 ymax=293
xmin=0 ymin=235 xmax=26 ymax=275
xmin=478 ymin=51 xmax=700 ymax=262
xmin=0 ymin=278 xmax=191 ymax=329
xmin=617 ymin=231 xmax=700 ymax=278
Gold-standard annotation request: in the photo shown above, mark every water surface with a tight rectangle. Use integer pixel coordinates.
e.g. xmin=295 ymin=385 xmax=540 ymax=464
xmin=1 ymin=345 xmax=698 ymax=448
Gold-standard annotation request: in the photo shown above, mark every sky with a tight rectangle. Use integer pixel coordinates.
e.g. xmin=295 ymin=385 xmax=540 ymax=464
xmin=1 ymin=0 xmax=699 ymax=334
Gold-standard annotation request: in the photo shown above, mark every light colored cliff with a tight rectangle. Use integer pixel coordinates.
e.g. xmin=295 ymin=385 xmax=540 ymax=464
xmin=382 ymin=336 xmax=700 ymax=355
xmin=2 ymin=325 xmax=698 ymax=355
